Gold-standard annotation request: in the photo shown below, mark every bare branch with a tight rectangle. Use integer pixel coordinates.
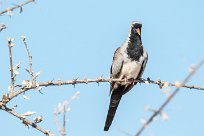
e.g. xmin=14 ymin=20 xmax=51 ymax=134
xmin=21 ymin=36 xmax=34 ymax=83
xmin=0 ymin=106 xmax=52 ymax=136
xmin=0 ymin=0 xmax=35 ymax=16
xmin=5 ymin=77 xmax=204 ymax=104
xmin=135 ymin=60 xmax=204 ymax=136
xmin=7 ymin=38 xmax=15 ymax=95
xmin=25 ymin=78 xmax=204 ymax=90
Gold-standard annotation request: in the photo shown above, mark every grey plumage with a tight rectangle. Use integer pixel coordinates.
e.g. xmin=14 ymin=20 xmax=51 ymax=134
xmin=104 ymin=21 xmax=148 ymax=131
xmin=111 ymin=47 xmax=124 ymax=79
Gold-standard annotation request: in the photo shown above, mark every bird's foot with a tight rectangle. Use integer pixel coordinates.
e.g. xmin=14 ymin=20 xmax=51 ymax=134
xmin=128 ymin=78 xmax=135 ymax=85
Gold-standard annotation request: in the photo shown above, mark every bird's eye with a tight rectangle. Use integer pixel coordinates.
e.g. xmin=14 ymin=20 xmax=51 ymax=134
xmin=134 ymin=28 xmax=140 ymax=36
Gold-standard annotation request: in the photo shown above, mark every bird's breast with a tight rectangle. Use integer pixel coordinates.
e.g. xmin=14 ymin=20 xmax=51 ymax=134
xmin=121 ymin=60 xmax=141 ymax=79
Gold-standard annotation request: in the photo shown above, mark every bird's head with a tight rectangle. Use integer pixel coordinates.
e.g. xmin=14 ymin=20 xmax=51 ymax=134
xmin=130 ymin=21 xmax=142 ymax=37
xmin=128 ymin=21 xmax=142 ymax=44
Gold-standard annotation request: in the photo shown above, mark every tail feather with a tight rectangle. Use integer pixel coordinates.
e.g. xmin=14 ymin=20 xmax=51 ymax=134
xmin=104 ymin=92 xmax=123 ymax=131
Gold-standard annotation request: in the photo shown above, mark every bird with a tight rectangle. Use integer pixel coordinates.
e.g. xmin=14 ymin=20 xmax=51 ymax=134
xmin=104 ymin=21 xmax=148 ymax=131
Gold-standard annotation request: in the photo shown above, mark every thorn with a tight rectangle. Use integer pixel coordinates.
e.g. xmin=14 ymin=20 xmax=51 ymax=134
xmin=22 ymin=120 xmax=29 ymax=128
xmin=72 ymin=77 xmax=79 ymax=88
xmin=19 ymin=6 xmax=23 ymax=13
xmin=38 ymin=90 xmax=44 ymax=94
xmin=0 ymin=24 xmax=6 ymax=32
xmin=25 ymin=68 xmax=30 ymax=73
xmin=32 ymin=0 xmax=37 ymax=4
xmin=12 ymin=4 xmax=23 ymax=13
xmin=15 ymin=84 xmax=22 ymax=87
xmin=147 ymin=77 xmax=150 ymax=81
xmin=11 ymin=105 xmax=18 ymax=110
xmin=96 ymin=76 xmax=102 ymax=86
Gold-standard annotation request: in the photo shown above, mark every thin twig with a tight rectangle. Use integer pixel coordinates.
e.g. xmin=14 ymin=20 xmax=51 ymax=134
xmin=135 ymin=60 xmax=204 ymax=136
xmin=62 ymin=106 xmax=66 ymax=136
xmin=22 ymin=36 xmax=34 ymax=83
xmin=53 ymin=92 xmax=80 ymax=136
xmin=8 ymin=39 xmax=15 ymax=94
xmin=0 ymin=24 xmax=6 ymax=32
xmin=0 ymin=106 xmax=51 ymax=136
xmin=54 ymin=112 xmax=62 ymax=135
xmin=0 ymin=0 xmax=34 ymax=16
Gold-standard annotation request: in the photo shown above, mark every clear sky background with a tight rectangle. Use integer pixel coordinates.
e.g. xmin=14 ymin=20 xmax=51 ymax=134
xmin=1 ymin=0 xmax=204 ymax=136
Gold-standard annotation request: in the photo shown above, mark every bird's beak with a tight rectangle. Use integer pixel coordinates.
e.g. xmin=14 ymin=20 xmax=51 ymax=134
xmin=136 ymin=28 xmax=141 ymax=36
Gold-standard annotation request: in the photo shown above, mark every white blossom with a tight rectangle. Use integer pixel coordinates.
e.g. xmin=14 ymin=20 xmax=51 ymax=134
xmin=22 ymin=111 xmax=36 ymax=117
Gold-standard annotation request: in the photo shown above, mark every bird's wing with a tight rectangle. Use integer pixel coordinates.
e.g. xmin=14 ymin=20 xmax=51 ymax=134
xmin=110 ymin=47 xmax=124 ymax=94
xmin=111 ymin=47 xmax=124 ymax=78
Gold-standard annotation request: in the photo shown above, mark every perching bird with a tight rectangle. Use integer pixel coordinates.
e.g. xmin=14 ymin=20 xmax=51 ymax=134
xmin=104 ymin=21 xmax=148 ymax=131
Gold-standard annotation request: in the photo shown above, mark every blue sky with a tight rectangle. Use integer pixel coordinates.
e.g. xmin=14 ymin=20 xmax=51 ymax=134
xmin=1 ymin=0 xmax=204 ymax=136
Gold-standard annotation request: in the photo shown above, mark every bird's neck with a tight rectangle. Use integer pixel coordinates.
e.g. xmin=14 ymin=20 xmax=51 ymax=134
xmin=129 ymin=32 xmax=142 ymax=45
xmin=126 ymin=33 xmax=143 ymax=61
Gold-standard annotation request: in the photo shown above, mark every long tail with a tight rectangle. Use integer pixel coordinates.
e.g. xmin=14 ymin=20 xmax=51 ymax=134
xmin=104 ymin=92 xmax=123 ymax=131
